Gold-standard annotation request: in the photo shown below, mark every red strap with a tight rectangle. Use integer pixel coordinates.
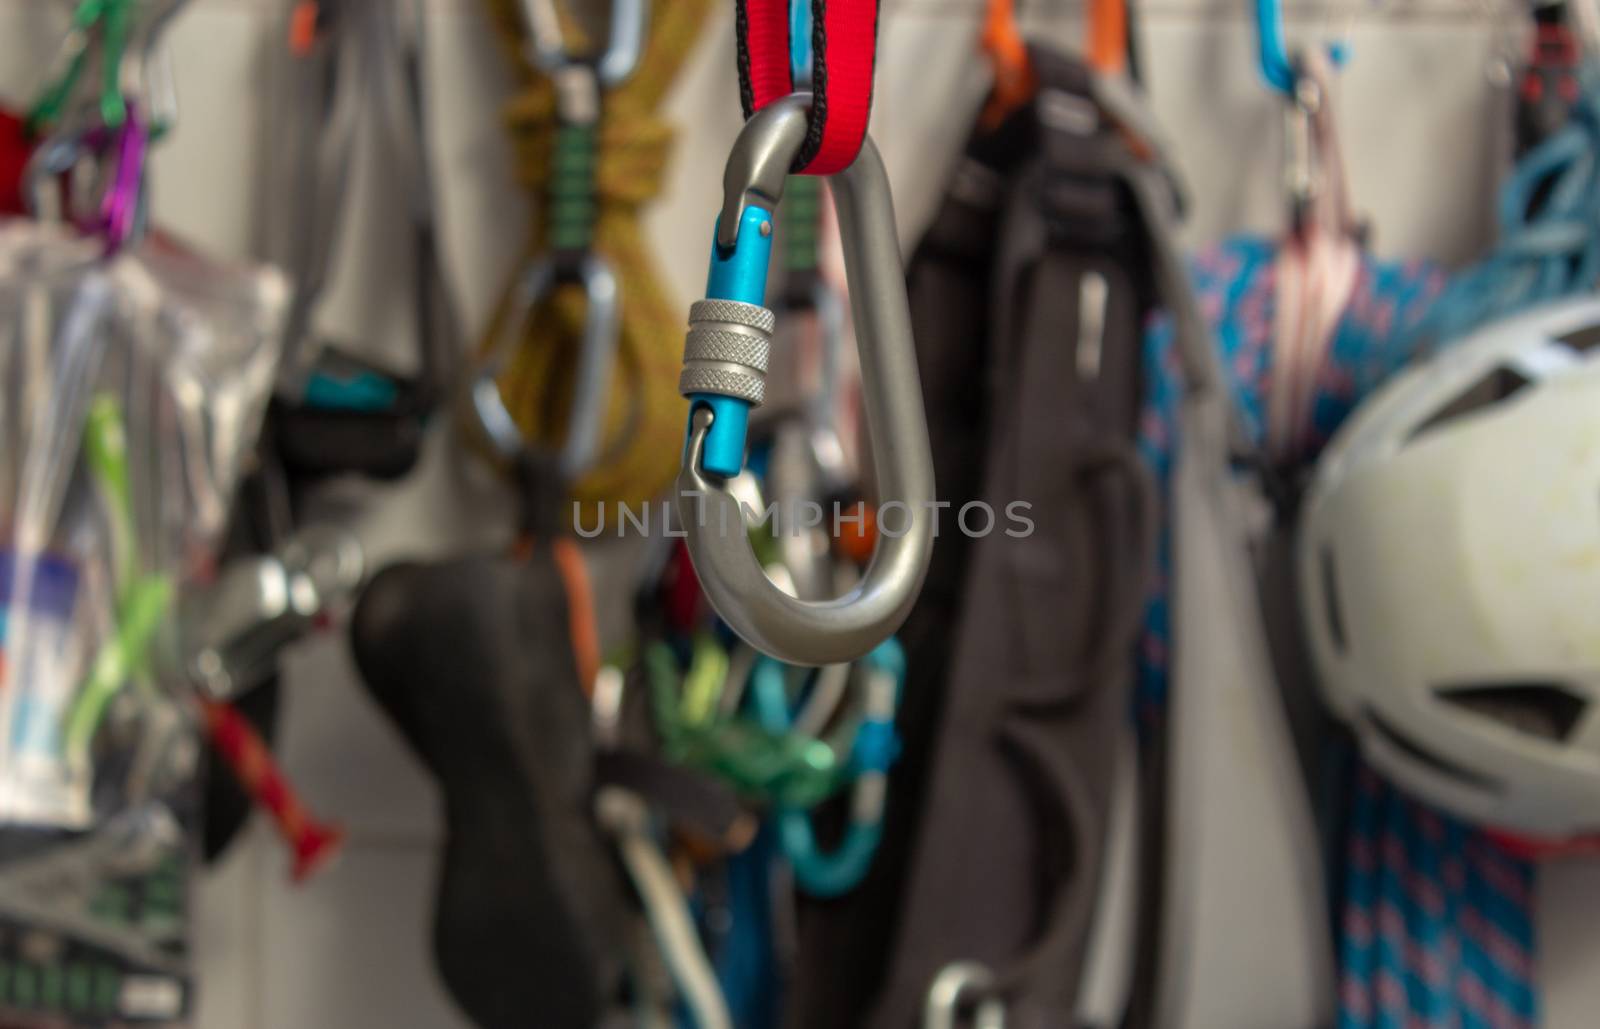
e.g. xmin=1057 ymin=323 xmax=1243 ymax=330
xmin=0 ymin=106 xmax=34 ymax=216
xmin=737 ymin=0 xmax=880 ymax=175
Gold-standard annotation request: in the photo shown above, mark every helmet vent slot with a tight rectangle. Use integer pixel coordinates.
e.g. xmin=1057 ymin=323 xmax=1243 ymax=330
xmin=1556 ymin=323 xmax=1600 ymax=354
xmin=1435 ymin=683 xmax=1588 ymax=743
xmin=1365 ymin=709 xmax=1503 ymax=793
xmin=1319 ymin=544 xmax=1347 ymax=655
xmin=1408 ymin=366 xmax=1531 ymax=443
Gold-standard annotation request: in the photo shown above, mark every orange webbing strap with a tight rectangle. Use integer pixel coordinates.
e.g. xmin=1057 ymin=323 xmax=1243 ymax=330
xmin=1087 ymin=0 xmax=1128 ymax=77
xmin=981 ymin=0 xmax=1036 ymax=130
xmin=551 ymin=537 xmax=602 ymax=697
xmin=511 ymin=534 xmax=602 ymax=698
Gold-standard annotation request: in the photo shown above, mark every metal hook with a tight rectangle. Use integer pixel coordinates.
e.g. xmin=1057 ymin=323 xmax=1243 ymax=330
xmin=467 ymin=253 xmax=620 ymax=482
xmin=675 ymin=94 xmax=936 ymax=667
xmin=925 ymin=962 xmax=1009 ymax=1029
xmin=1254 ymin=0 xmax=1347 ymax=97
xmin=517 ymin=0 xmax=648 ymax=88
xmin=180 ymin=527 xmax=366 ymax=701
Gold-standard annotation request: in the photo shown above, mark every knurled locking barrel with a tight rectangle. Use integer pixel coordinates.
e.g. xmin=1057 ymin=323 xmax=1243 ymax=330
xmin=678 ymin=299 xmax=775 ymax=406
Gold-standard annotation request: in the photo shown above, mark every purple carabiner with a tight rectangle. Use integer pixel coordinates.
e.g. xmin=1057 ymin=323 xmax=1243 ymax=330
xmin=97 ymin=104 xmax=148 ymax=253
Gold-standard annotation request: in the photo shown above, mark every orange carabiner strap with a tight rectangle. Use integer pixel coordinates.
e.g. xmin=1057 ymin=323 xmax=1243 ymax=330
xmin=512 ymin=531 xmax=602 ymax=698
xmin=287 ymin=0 xmax=322 ymax=56
xmin=738 ymin=0 xmax=880 ymax=174
xmin=980 ymin=0 xmax=1034 ymax=129
xmin=1086 ymin=0 xmax=1128 ymax=77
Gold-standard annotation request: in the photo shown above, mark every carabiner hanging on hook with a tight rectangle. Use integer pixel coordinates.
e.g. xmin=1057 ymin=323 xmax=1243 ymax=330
xmin=749 ymin=638 xmax=902 ymax=897
xmin=468 ymin=0 xmax=646 ymax=484
xmin=675 ymin=94 xmax=936 ymax=667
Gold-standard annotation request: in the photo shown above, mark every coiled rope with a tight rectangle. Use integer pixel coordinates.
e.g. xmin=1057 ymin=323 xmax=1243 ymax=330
xmin=1412 ymin=60 xmax=1600 ymax=348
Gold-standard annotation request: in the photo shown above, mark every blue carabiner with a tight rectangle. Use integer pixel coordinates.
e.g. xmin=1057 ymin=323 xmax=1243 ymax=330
xmin=749 ymin=639 xmax=904 ymax=897
xmin=692 ymin=205 xmax=779 ymax=477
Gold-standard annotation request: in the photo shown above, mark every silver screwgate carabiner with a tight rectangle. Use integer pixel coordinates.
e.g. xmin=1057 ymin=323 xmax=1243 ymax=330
xmin=675 ymin=93 xmax=936 ymax=666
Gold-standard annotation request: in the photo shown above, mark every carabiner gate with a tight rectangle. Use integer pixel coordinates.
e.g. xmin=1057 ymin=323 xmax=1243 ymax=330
xmin=675 ymin=94 xmax=936 ymax=667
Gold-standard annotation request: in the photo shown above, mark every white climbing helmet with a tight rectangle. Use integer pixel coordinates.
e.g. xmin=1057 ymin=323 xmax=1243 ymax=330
xmin=1298 ymin=297 xmax=1600 ymax=838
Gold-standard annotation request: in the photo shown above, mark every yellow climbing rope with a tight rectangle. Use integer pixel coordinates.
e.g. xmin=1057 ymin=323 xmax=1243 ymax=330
xmin=478 ymin=0 xmax=711 ymax=526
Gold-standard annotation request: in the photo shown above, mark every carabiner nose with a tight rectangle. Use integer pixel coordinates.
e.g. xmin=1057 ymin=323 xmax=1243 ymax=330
xmin=675 ymin=94 xmax=936 ymax=666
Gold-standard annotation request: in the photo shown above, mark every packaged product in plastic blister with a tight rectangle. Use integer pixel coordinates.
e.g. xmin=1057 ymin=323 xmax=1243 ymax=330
xmin=0 ymin=219 xmax=287 ymax=1027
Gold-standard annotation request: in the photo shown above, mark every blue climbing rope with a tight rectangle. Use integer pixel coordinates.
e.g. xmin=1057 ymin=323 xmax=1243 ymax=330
xmin=1411 ymin=61 xmax=1600 ymax=349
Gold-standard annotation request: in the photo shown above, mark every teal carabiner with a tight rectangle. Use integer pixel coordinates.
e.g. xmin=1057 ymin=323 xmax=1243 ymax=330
xmin=750 ymin=638 xmax=903 ymax=897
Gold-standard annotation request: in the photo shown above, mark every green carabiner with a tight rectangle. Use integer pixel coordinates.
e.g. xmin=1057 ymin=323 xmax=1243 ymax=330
xmin=27 ymin=0 xmax=106 ymax=132
xmin=27 ymin=0 xmax=138 ymax=133
xmin=64 ymin=395 xmax=174 ymax=767
xmin=646 ymin=641 xmax=848 ymax=808
xmin=97 ymin=0 xmax=135 ymax=128
xmin=679 ymin=633 xmax=727 ymax=727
